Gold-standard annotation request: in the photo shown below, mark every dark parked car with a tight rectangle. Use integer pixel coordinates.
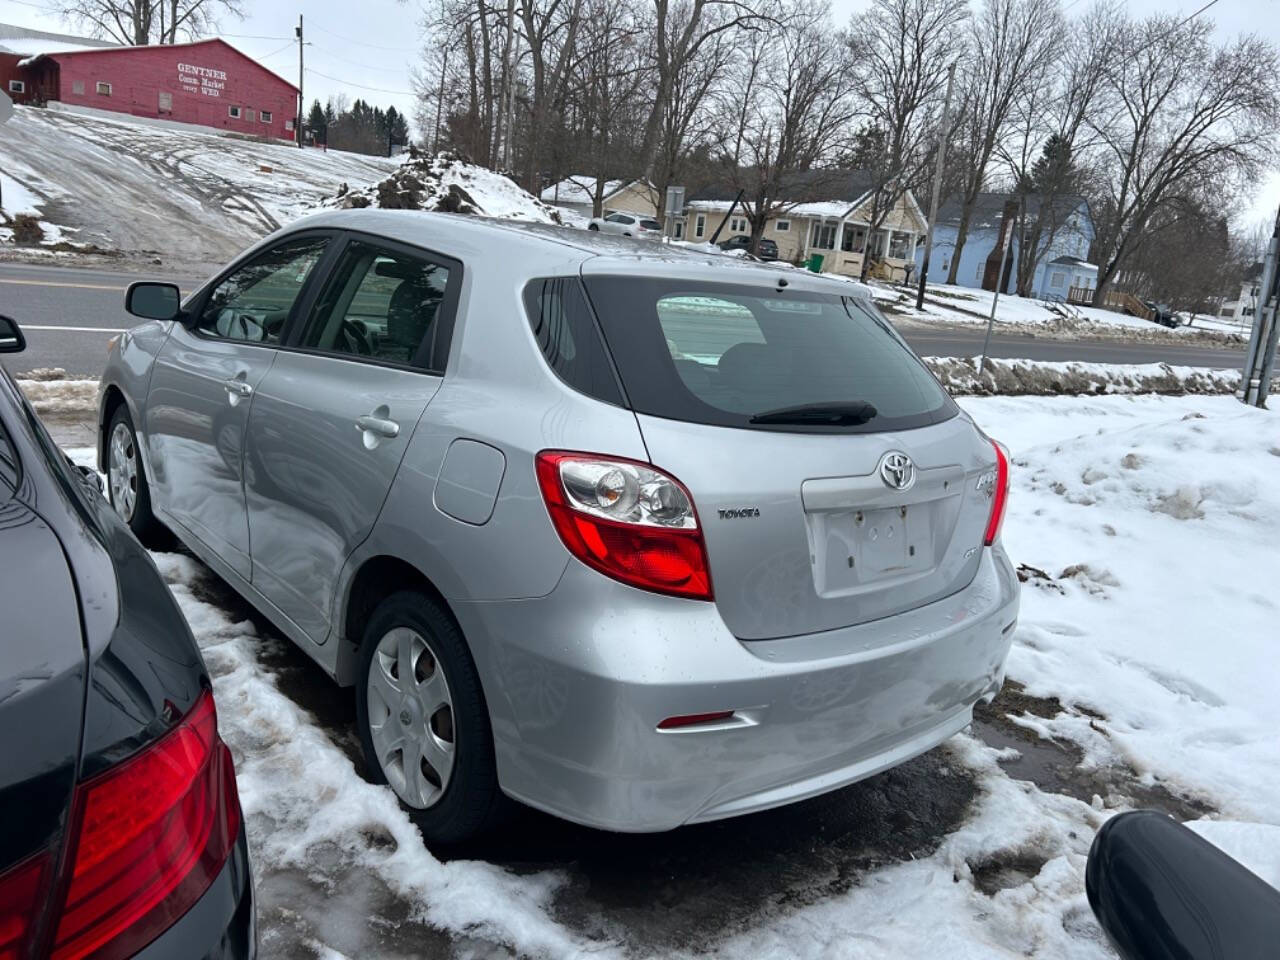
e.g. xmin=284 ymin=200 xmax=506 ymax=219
xmin=1142 ymin=300 xmax=1179 ymax=328
xmin=718 ymin=233 xmax=779 ymax=260
xmin=0 ymin=315 xmax=254 ymax=960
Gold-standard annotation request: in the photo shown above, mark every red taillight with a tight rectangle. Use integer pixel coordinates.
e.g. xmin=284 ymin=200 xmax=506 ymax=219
xmin=0 ymin=851 xmax=51 ymax=960
xmin=657 ymin=711 xmax=735 ymax=730
xmin=48 ymin=689 xmax=241 ymax=960
xmin=983 ymin=441 xmax=1010 ymax=546
xmin=535 ymin=451 xmax=714 ymax=600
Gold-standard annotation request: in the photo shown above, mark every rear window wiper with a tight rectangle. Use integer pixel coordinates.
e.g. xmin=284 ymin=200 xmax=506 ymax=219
xmin=748 ymin=401 xmax=878 ymax=426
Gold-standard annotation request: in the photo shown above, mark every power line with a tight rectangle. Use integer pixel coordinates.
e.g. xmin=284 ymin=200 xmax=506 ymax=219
xmin=218 ymin=33 xmax=293 ymax=41
xmin=307 ymin=41 xmax=414 ymax=75
xmin=305 ymin=66 xmax=414 ymax=97
xmin=309 ymin=20 xmax=417 ymax=54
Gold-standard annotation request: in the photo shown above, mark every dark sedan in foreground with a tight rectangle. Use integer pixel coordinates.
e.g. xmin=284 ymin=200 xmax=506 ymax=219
xmin=0 ymin=316 xmax=254 ymax=959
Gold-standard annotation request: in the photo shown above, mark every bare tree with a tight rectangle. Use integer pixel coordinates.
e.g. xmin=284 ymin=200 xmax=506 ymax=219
xmin=58 ymin=0 xmax=242 ymax=45
xmin=1087 ymin=14 xmax=1280 ymax=305
xmin=714 ymin=1 xmax=855 ymax=252
xmin=944 ymin=0 xmax=1062 ymax=284
xmin=846 ymin=0 xmax=968 ymax=280
xmin=635 ymin=0 xmax=770 ymax=178
xmin=517 ymin=0 xmax=587 ymax=191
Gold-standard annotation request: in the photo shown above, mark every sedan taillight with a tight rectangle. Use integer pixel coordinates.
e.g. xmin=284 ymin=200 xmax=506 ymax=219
xmin=535 ymin=451 xmax=713 ymax=600
xmin=0 ymin=689 xmax=242 ymax=960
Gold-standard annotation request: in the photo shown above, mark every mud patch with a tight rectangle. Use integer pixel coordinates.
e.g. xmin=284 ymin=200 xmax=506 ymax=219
xmin=973 ymin=681 xmax=1213 ymax=821
xmin=450 ymin=747 xmax=977 ymax=953
xmin=969 ymin=850 xmax=1052 ymax=896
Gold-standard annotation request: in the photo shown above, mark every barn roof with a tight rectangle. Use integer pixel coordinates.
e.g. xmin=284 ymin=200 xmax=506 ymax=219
xmin=14 ymin=36 xmax=300 ymax=93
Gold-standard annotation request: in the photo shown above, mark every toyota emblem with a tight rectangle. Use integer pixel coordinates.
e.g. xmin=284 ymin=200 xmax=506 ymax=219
xmin=878 ymin=451 xmax=916 ymax=491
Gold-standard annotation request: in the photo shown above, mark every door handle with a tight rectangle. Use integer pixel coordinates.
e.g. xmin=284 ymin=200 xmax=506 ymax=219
xmin=355 ymin=415 xmax=399 ymax=439
xmin=223 ymin=378 xmax=253 ymax=397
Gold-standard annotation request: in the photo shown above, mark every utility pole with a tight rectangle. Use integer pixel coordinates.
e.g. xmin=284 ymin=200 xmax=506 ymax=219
xmin=977 ymin=215 xmax=1014 ymax=376
xmin=295 ymin=15 xmax=304 ymax=148
xmin=1241 ymin=208 xmax=1280 ymax=406
xmin=500 ymin=0 xmax=516 ymax=170
xmin=916 ymin=61 xmax=957 ymax=311
xmin=432 ymin=44 xmax=448 ymax=154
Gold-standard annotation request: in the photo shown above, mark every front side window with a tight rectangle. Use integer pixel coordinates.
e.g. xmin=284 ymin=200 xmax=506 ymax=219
xmin=301 ymin=240 xmax=452 ymax=370
xmin=582 ymin=277 xmax=955 ymax=434
xmin=195 ymin=235 xmax=329 ymax=344
xmin=640 ymin=219 xmax=661 ymax=230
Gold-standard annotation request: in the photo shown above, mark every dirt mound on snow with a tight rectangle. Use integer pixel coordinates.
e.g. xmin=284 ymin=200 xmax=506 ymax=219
xmin=329 ymin=148 xmax=561 ymax=224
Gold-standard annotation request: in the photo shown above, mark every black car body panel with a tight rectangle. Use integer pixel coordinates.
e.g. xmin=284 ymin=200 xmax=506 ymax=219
xmin=0 ymin=359 xmax=254 ymax=958
xmin=1086 ymin=810 xmax=1280 ymax=960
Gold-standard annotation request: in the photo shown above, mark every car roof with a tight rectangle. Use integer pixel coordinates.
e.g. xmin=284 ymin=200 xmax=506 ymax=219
xmin=288 ymin=209 xmax=874 ymax=299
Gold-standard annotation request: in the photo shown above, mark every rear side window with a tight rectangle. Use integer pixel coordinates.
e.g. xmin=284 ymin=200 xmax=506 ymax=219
xmin=523 ymin=278 xmax=623 ymax=406
xmin=581 ymin=277 xmax=956 ymax=433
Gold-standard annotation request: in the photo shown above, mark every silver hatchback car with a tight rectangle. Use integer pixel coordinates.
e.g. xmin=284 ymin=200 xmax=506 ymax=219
xmin=99 ymin=210 xmax=1018 ymax=843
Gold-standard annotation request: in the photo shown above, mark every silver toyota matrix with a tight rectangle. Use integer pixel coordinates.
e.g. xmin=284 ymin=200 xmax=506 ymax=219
xmin=99 ymin=211 xmax=1019 ymax=843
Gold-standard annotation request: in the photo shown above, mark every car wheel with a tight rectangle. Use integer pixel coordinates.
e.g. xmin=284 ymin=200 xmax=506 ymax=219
xmin=106 ymin=405 xmax=168 ymax=547
xmin=588 ymin=223 xmax=599 ymax=231
xmin=356 ymin=590 xmax=509 ymax=845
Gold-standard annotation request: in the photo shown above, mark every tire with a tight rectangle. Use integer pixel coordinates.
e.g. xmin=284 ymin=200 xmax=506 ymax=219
xmin=587 ymin=223 xmax=599 ymax=231
xmin=356 ymin=590 xmax=509 ymax=846
xmin=106 ymin=405 xmax=169 ymax=547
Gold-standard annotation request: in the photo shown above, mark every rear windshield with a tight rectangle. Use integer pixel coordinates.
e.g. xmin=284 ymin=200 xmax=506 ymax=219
xmin=580 ymin=276 xmax=956 ymax=433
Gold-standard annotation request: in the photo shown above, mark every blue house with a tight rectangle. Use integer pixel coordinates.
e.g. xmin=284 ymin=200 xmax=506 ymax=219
xmin=915 ymin=192 xmax=1096 ymax=300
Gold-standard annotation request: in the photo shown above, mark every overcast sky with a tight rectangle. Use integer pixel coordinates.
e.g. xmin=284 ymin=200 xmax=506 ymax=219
xmin=3 ymin=0 xmax=1278 ymax=226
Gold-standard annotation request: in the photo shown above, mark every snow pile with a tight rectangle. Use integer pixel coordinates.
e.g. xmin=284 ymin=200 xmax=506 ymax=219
xmin=926 ymin=356 xmax=1249 ymax=397
xmin=875 ymin=282 xmax=1249 ymax=344
xmin=328 ymin=148 xmax=562 ymax=224
xmin=14 ymin=368 xmax=99 ymax=416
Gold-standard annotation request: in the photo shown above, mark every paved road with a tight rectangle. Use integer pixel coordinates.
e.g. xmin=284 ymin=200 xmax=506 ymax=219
xmin=0 ymin=260 xmax=1248 ymax=376
xmin=0 ymin=261 xmax=206 ymax=375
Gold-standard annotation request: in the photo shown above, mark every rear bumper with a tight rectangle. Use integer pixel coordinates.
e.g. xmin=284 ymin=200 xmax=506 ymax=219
xmin=135 ymin=825 xmax=255 ymax=960
xmin=457 ymin=546 xmax=1019 ymax=833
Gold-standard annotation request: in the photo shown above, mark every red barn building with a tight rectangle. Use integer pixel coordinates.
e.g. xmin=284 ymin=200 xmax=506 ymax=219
xmin=1 ymin=26 xmax=298 ymax=141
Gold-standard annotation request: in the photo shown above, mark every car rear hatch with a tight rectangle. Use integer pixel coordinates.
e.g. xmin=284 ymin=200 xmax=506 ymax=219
xmin=580 ymin=264 xmax=997 ymax=640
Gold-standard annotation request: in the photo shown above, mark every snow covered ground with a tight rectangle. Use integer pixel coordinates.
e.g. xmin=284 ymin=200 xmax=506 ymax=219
xmin=56 ymin=392 xmax=1278 ymax=959
xmin=0 ymin=105 xmax=397 ymax=265
xmin=873 ymin=282 xmax=1249 ymax=343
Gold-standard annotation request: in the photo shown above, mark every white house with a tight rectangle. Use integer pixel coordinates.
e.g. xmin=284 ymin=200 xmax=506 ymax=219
xmin=1219 ymin=262 xmax=1263 ymax=321
xmin=539 ymin=176 xmax=657 ymax=219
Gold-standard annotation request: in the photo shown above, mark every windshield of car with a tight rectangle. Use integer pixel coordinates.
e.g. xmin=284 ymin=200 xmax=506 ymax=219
xmin=580 ymin=277 xmax=956 ymax=433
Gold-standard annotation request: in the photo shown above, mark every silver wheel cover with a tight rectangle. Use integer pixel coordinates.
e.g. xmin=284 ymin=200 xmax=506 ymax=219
xmin=366 ymin=626 xmax=456 ymax=809
xmin=107 ymin=421 xmax=138 ymax=522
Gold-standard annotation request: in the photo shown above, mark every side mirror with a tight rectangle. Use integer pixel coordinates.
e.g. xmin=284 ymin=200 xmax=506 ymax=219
xmin=0 ymin=315 xmax=25 ymax=354
xmin=1087 ymin=810 xmax=1280 ymax=959
xmin=125 ymin=282 xmax=181 ymax=322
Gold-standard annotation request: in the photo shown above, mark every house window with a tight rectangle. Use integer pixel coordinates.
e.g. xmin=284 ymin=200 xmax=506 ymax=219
xmin=775 ymin=220 xmax=790 ymax=232
xmin=228 ymin=105 xmax=241 ymax=119
xmin=1050 ymin=271 xmax=1066 ymax=288
xmin=158 ymin=91 xmax=172 ymax=112
xmin=674 ymin=219 xmax=684 ymax=239
xmin=72 ymin=80 xmax=84 ymax=95
xmin=261 ymin=110 xmax=272 ymax=123
xmin=7 ymin=80 xmax=24 ymax=94
xmin=888 ymin=231 xmax=912 ymax=259
xmin=841 ymin=224 xmax=866 ymax=253
xmin=810 ymin=221 xmax=837 ymax=250
xmin=96 ymin=81 xmax=112 ymax=96
xmin=695 ymin=213 xmax=706 ymax=238
xmin=285 ymin=118 xmax=295 ymax=131
xmin=730 ymin=217 xmax=748 ymax=233
xmin=245 ymin=108 xmax=255 ymax=123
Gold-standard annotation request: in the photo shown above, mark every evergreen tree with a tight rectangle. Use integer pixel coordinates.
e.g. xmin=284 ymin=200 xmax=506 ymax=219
xmin=1029 ymin=133 xmax=1076 ymax=193
xmin=306 ymin=99 xmax=327 ymax=143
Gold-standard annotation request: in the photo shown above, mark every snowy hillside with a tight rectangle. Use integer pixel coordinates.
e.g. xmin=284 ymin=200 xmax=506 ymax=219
xmin=0 ymin=105 xmax=397 ymax=265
